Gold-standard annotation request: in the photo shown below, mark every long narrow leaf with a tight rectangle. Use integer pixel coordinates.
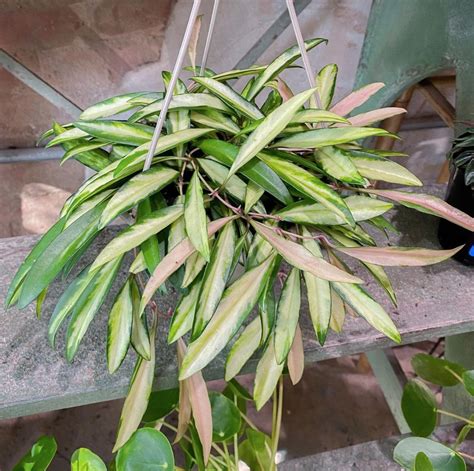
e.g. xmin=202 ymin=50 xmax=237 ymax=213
xmin=330 ymin=82 xmax=385 ymax=116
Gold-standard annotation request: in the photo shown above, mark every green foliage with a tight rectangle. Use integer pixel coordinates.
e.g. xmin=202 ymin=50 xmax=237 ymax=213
xmin=13 ymin=436 xmax=57 ymax=471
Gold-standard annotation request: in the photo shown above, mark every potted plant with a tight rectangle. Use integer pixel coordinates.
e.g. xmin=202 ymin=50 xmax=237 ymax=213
xmin=6 ymin=37 xmax=474 ymax=468
xmin=438 ymin=127 xmax=474 ymax=265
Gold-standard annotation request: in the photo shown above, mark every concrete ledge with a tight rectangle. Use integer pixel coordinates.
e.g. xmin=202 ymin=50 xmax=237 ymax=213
xmin=1 ymin=185 xmax=473 ymax=419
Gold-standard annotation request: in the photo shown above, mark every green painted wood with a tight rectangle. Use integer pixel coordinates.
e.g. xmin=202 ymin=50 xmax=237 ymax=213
xmin=366 ymin=349 xmax=410 ymax=434
xmin=355 ymin=0 xmax=474 ymax=423
xmin=354 ymin=0 xmax=474 ymax=130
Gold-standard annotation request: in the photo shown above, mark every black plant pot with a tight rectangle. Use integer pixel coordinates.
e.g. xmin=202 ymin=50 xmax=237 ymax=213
xmin=438 ymin=166 xmax=474 ymax=265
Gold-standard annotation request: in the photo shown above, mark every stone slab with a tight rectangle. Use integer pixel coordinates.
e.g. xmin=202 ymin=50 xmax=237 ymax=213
xmin=279 ymin=425 xmax=474 ymax=470
xmin=0 ymin=185 xmax=473 ymax=419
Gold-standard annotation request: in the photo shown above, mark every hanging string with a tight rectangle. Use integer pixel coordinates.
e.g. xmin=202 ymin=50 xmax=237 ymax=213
xmin=200 ymin=0 xmax=220 ymax=76
xmin=143 ymin=0 xmax=202 ymax=172
xmin=286 ymin=0 xmax=322 ymax=109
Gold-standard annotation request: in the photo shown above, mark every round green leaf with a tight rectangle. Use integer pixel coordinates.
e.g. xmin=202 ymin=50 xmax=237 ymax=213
xmin=462 ymin=370 xmax=474 ymax=396
xmin=13 ymin=436 xmax=57 ymax=471
xmin=401 ymin=379 xmax=437 ymax=437
xmin=411 ymin=354 xmax=466 ymax=387
xmin=415 ymin=451 xmax=434 ymax=471
xmin=143 ymin=388 xmax=179 ymax=422
xmin=394 ymin=437 xmax=466 ymax=471
xmin=209 ymin=392 xmax=242 ymax=442
xmin=71 ymin=448 xmax=107 ymax=471
xmin=116 ymin=428 xmax=174 ymax=471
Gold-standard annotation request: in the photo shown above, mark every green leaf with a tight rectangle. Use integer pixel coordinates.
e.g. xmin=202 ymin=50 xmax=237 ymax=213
xmin=314 ymin=146 xmax=365 ymax=184
xmin=332 ymin=278 xmax=401 ymax=343
xmin=291 ymin=108 xmax=348 ymax=124
xmin=411 ymin=353 xmax=466 ymax=387
xmin=274 ymin=268 xmax=301 ymax=364
xmin=330 ymin=82 xmax=385 ymax=116
xmin=66 ymin=256 xmax=122 ymax=362
xmin=193 ymin=77 xmax=263 ymax=120
xmin=394 ymin=437 xmax=466 ymax=471
xmin=18 ymin=201 xmax=105 ymax=309
xmin=276 ymin=195 xmax=393 ymax=225
xmin=92 ymin=204 xmax=183 ymax=270
xmin=335 ymin=245 xmax=463 ymax=266
xmin=6 ymin=216 xmax=66 ymax=308
xmin=272 ymin=126 xmax=395 ymax=149
xmin=414 ymin=452 xmax=434 ymax=471
xmin=258 ymin=150 xmax=355 ymax=225
xmin=246 ymin=38 xmax=327 ymax=100
xmin=239 ymin=430 xmax=273 ymax=471
xmin=48 ymin=266 xmax=94 ymax=347
xmin=190 ymin=109 xmax=240 ymax=135
xmin=316 ymin=63 xmax=338 ymax=109
xmin=130 ymin=276 xmax=150 ymax=361
xmin=61 ymin=139 xmax=109 ymax=165
xmin=245 ymin=179 xmax=265 ymax=213
xmin=225 ymin=317 xmax=262 ymax=381
xmin=462 ymin=370 xmax=474 ymax=396
xmin=251 ymin=221 xmax=362 ymax=283
xmin=116 ymin=428 xmax=174 ymax=470
xmin=79 ymin=92 xmax=153 ymax=120
xmin=193 ymin=221 xmax=237 ymax=339
xmin=71 ymin=448 xmax=107 ymax=471
xmin=168 ymin=273 xmax=203 ymax=344
xmin=99 ymin=165 xmax=178 ymax=228
xmin=198 ymin=139 xmax=293 ymax=205
xmin=53 ymin=123 xmax=109 ymax=171
xmin=128 ymin=93 xmax=231 ymax=122
xmin=74 ymin=120 xmax=154 ymax=146
xmin=114 ymin=128 xmax=213 ymax=177
xmin=136 ymin=197 xmax=164 ymax=276
xmin=107 ymin=278 xmax=133 ymax=374
xmin=143 ymin=388 xmax=179 ymax=422
xmin=253 ymin=333 xmax=284 ymax=410
xmin=47 ymin=126 xmax=89 ymax=147
xmin=198 ymin=158 xmax=247 ymax=201
xmin=358 ymin=188 xmax=474 ymax=232
xmin=401 ymin=379 xmax=437 ymax=437
xmin=12 ymin=436 xmax=57 ymax=471
xmin=180 ymin=254 xmax=276 ymax=379
xmin=301 ymin=230 xmax=331 ymax=345
xmin=181 ymin=249 xmax=208 ymax=289
xmin=349 ymin=153 xmax=422 ymax=186
xmin=261 ymin=89 xmax=283 ymax=115
xmin=114 ymin=321 xmax=157 ymax=453
xmin=141 ymin=217 xmax=235 ymax=311
xmin=209 ymin=392 xmax=242 ymax=442
xmin=185 ymin=171 xmax=210 ymax=261
xmin=228 ymin=88 xmax=316 ymax=178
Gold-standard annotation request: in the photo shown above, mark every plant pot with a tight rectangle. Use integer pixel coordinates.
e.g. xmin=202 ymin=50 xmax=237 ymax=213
xmin=438 ymin=165 xmax=474 ymax=265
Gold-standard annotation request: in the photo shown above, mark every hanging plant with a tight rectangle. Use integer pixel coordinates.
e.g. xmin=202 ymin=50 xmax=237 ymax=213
xmin=7 ymin=36 xmax=474 ymax=464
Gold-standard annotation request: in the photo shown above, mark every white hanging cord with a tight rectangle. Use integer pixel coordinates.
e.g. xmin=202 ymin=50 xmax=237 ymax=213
xmin=200 ymin=0 xmax=220 ymax=76
xmin=286 ymin=0 xmax=322 ymax=109
xmin=143 ymin=0 xmax=202 ymax=172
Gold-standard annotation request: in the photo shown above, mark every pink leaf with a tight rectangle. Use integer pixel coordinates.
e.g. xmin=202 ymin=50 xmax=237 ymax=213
xmin=335 ymin=245 xmax=463 ymax=266
xmin=287 ymin=323 xmax=304 ymax=385
xmin=336 ymin=107 xmax=406 ymax=127
xmin=359 ymin=188 xmax=474 ymax=231
xmin=175 ymin=340 xmax=192 ymax=443
xmin=177 ymin=339 xmax=212 ymax=464
xmin=330 ymin=83 xmax=385 ymax=116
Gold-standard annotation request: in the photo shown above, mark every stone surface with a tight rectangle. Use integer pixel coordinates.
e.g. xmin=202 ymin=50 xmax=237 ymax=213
xmin=279 ymin=425 xmax=474 ymax=470
xmin=0 ymin=185 xmax=473 ymax=420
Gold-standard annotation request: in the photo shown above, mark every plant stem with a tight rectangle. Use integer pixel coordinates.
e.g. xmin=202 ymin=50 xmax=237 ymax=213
xmin=437 ymin=409 xmax=474 ymax=425
xmin=459 ymin=451 xmax=474 ymax=462
xmin=445 ymin=366 xmax=464 ymax=383
xmin=270 ymin=376 xmax=284 ymax=471
xmin=223 ymin=441 xmax=233 ymax=470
